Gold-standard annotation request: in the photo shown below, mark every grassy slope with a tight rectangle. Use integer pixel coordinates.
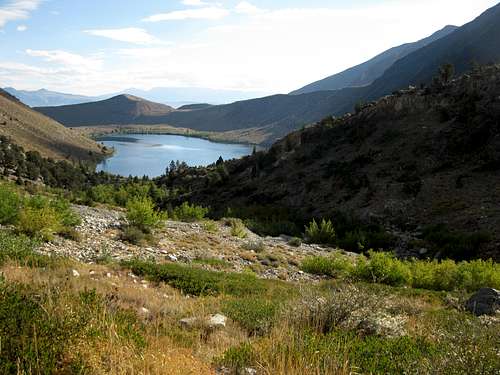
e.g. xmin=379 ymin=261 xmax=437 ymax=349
xmin=0 ymin=90 xmax=104 ymax=161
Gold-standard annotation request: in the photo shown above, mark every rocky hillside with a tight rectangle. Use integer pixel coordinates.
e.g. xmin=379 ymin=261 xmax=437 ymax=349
xmin=0 ymin=89 xmax=105 ymax=161
xmin=291 ymin=25 xmax=458 ymax=95
xmin=163 ymin=65 xmax=500 ymax=260
xmin=35 ymin=94 xmax=174 ymax=126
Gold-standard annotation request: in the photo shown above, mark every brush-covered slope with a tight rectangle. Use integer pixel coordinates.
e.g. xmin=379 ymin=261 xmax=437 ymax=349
xmin=35 ymin=94 xmax=174 ymax=126
xmin=0 ymin=89 xmax=104 ymax=161
xmin=163 ymin=65 xmax=500 ymax=259
xmin=291 ymin=25 xmax=458 ymax=95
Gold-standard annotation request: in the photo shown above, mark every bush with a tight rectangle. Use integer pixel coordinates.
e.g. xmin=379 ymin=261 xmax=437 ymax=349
xmin=288 ymin=237 xmax=302 ymax=247
xmin=227 ymin=218 xmax=247 ymax=238
xmin=301 ymin=254 xmax=354 ymax=277
xmin=242 ymin=240 xmax=265 ymax=253
xmin=216 ymin=343 xmax=255 ymax=373
xmin=354 ymin=251 xmax=412 ymax=286
xmin=126 ymin=197 xmax=165 ymax=233
xmin=123 ymin=260 xmax=267 ymax=297
xmin=0 ymin=230 xmax=50 ymax=267
xmin=16 ymin=195 xmax=80 ymax=242
xmin=222 ymin=297 xmax=280 ymax=335
xmin=121 ymin=225 xmax=146 ymax=245
xmin=301 ymin=251 xmax=500 ymax=292
xmin=202 ymin=220 xmax=218 ymax=233
xmin=0 ymin=185 xmax=20 ymax=225
xmin=171 ymin=202 xmax=209 ymax=222
xmin=305 ymin=219 xmax=336 ymax=245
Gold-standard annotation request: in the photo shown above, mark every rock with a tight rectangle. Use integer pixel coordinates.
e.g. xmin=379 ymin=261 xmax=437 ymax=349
xmin=140 ymin=307 xmax=150 ymax=315
xmin=179 ymin=317 xmax=198 ymax=328
xmin=357 ymin=313 xmax=407 ymax=338
xmin=72 ymin=269 xmax=80 ymax=277
xmin=466 ymin=288 xmax=500 ymax=316
xmin=244 ymin=368 xmax=257 ymax=375
xmin=207 ymin=313 xmax=227 ymax=329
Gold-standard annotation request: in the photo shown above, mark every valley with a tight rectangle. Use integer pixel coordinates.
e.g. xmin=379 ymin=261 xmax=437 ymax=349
xmin=0 ymin=1 xmax=499 ymax=374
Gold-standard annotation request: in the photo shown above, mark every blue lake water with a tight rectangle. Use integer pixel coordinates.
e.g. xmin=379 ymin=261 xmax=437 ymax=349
xmin=96 ymin=134 xmax=253 ymax=177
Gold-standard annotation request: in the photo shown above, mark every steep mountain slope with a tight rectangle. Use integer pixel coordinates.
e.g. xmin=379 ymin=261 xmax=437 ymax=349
xmin=0 ymin=89 xmax=104 ymax=161
xmin=291 ymin=25 xmax=458 ymax=95
xmin=362 ymin=2 xmax=500 ymax=102
xmin=163 ymin=65 xmax=500 ymax=260
xmin=3 ymin=87 xmax=104 ymax=107
xmin=35 ymin=95 xmax=174 ymax=126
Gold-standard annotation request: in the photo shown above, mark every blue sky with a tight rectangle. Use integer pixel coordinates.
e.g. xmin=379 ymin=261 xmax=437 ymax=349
xmin=0 ymin=0 xmax=498 ymax=95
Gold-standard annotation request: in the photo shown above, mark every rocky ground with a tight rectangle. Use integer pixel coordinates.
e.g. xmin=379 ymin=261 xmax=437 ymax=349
xmin=38 ymin=204 xmax=350 ymax=282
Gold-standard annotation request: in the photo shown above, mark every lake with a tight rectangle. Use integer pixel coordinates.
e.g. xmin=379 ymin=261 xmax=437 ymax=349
xmin=95 ymin=134 xmax=253 ymax=177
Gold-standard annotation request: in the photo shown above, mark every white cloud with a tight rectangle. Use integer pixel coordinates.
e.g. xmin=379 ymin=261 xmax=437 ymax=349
xmin=182 ymin=0 xmax=208 ymax=6
xmin=0 ymin=0 xmax=41 ymax=28
xmin=25 ymin=49 xmax=102 ymax=72
xmin=16 ymin=24 xmax=27 ymax=31
xmin=142 ymin=6 xmax=229 ymax=22
xmin=235 ymin=1 xmax=261 ymax=15
xmin=85 ymin=28 xmax=161 ymax=45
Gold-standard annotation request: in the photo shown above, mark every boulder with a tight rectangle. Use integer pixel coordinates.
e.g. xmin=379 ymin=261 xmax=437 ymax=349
xmin=207 ymin=313 xmax=227 ymax=329
xmin=466 ymin=288 xmax=500 ymax=316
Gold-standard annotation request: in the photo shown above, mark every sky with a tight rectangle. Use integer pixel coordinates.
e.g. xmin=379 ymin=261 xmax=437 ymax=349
xmin=0 ymin=0 xmax=498 ymax=96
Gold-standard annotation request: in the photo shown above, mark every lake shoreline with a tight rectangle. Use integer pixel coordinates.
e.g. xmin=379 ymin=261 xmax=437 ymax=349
xmin=95 ymin=133 xmax=254 ymax=177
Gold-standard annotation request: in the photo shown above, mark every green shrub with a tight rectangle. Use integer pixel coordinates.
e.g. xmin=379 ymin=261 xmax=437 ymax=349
xmin=123 ymin=260 xmax=266 ymax=297
xmin=354 ymin=251 xmax=412 ymax=286
xmin=126 ymin=197 xmax=165 ymax=233
xmin=301 ymin=254 xmax=354 ymax=277
xmin=288 ymin=237 xmax=302 ymax=247
xmin=223 ymin=297 xmax=280 ymax=335
xmin=227 ymin=218 xmax=247 ymax=238
xmin=202 ymin=219 xmax=219 ymax=233
xmin=171 ymin=202 xmax=209 ymax=222
xmin=16 ymin=195 xmax=80 ymax=242
xmin=121 ymin=225 xmax=146 ymax=245
xmin=192 ymin=257 xmax=230 ymax=269
xmin=215 ymin=343 xmax=255 ymax=372
xmin=0 ymin=230 xmax=51 ymax=267
xmin=0 ymin=185 xmax=20 ymax=225
xmin=242 ymin=240 xmax=265 ymax=253
xmin=0 ymin=284 xmax=92 ymax=374
xmin=301 ymin=251 xmax=500 ymax=292
xmin=17 ymin=204 xmax=61 ymax=241
xmin=305 ymin=219 xmax=336 ymax=245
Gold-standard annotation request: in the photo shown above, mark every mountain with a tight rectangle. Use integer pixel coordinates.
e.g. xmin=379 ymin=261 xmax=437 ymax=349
xmin=0 ymin=89 xmax=104 ymax=161
xmin=177 ymin=103 xmax=213 ymax=111
xmin=121 ymin=87 xmax=270 ymax=106
xmin=2 ymin=87 xmax=104 ymax=107
xmin=35 ymin=95 xmax=174 ymax=126
xmin=291 ymin=25 xmax=458 ymax=95
xmin=34 ymin=3 xmax=500 ymax=146
xmin=162 ymin=65 xmax=500 ymax=260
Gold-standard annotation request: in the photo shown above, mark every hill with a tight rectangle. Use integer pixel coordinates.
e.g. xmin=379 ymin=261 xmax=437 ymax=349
xmin=0 ymin=89 xmax=104 ymax=161
xmin=291 ymin=25 xmax=458 ymax=95
xmin=161 ymin=65 xmax=500 ymax=260
xmin=2 ymin=87 xmax=104 ymax=107
xmin=35 ymin=94 xmax=174 ymax=127
xmin=177 ymin=103 xmax=213 ymax=110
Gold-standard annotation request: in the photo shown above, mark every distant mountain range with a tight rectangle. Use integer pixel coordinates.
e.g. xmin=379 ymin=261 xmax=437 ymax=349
xmin=33 ymin=3 xmax=500 ymax=146
xmin=2 ymin=88 xmax=104 ymax=107
xmin=0 ymin=89 xmax=103 ymax=161
xmin=290 ymin=25 xmax=458 ymax=95
xmin=3 ymin=87 xmax=268 ymax=108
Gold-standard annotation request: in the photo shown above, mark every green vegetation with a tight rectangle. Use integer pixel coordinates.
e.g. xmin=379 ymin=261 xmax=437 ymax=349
xmin=0 ymin=185 xmax=20 ymax=225
xmin=126 ymin=197 xmax=165 ymax=233
xmin=301 ymin=251 xmax=500 ymax=291
xmin=170 ymin=201 xmax=209 ymax=222
xmin=227 ymin=218 xmax=248 ymax=239
xmin=222 ymin=297 xmax=280 ymax=335
xmin=123 ymin=259 xmax=268 ymax=297
xmin=305 ymin=219 xmax=336 ymax=245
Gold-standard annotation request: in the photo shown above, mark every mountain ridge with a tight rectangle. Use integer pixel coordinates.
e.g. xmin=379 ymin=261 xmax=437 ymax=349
xmin=290 ymin=25 xmax=458 ymax=95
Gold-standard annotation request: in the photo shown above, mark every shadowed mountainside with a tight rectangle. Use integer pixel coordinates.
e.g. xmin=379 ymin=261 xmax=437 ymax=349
xmin=161 ymin=65 xmax=500 ymax=260
xmin=290 ymin=25 xmax=458 ymax=95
